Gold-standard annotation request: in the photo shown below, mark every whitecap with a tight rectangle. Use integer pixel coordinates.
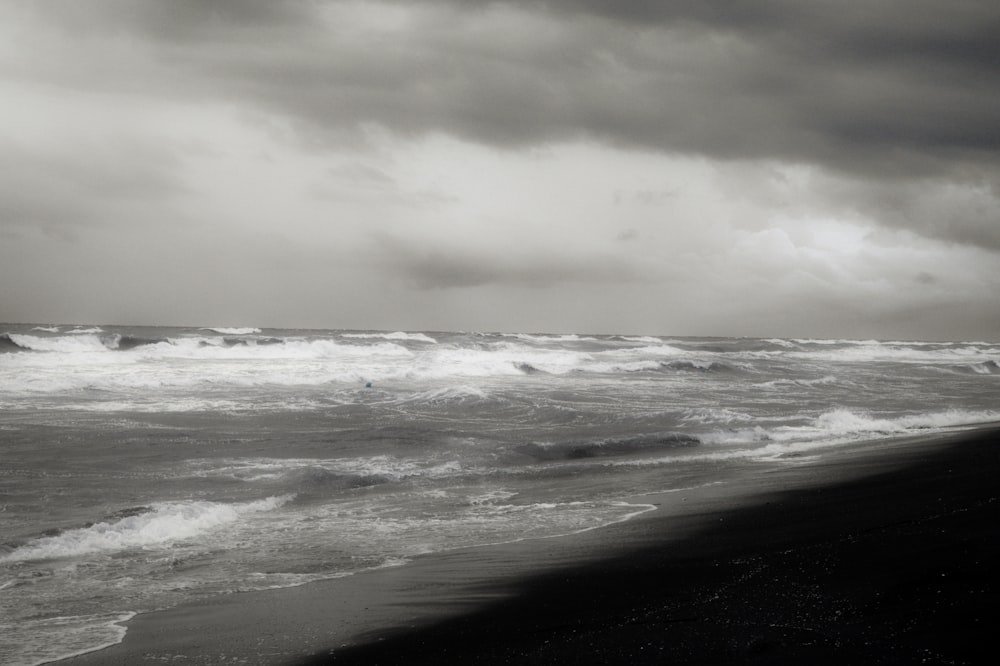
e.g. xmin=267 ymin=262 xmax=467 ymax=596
xmin=2 ymin=496 xmax=292 ymax=562
xmin=201 ymin=327 xmax=262 ymax=335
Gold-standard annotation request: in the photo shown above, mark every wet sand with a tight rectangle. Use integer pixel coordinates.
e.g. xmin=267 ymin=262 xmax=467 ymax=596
xmin=64 ymin=427 xmax=1000 ymax=665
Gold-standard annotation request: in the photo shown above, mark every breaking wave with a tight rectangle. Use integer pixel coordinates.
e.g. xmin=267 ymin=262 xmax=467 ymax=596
xmin=2 ymin=496 xmax=292 ymax=562
xmin=702 ymin=408 xmax=1000 ymax=448
xmin=945 ymin=360 xmax=1000 ymax=375
xmin=201 ymin=327 xmax=262 ymax=335
xmin=341 ymin=331 xmax=438 ymax=344
xmin=2 ymin=333 xmax=112 ymax=353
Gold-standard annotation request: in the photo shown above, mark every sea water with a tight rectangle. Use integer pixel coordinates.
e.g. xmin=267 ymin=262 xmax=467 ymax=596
xmin=1 ymin=324 xmax=998 ymax=664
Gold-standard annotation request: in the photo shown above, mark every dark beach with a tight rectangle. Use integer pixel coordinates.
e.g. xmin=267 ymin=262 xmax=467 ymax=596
xmin=65 ymin=427 xmax=999 ymax=665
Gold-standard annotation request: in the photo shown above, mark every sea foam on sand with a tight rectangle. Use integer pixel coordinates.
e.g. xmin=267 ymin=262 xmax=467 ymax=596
xmin=61 ymin=427 xmax=1000 ymax=665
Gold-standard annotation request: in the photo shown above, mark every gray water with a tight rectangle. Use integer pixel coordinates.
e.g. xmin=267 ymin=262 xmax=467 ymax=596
xmin=2 ymin=324 xmax=998 ymax=664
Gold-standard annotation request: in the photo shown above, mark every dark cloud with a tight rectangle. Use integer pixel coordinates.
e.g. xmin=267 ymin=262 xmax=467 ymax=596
xmin=5 ymin=0 xmax=1000 ymax=254
xmin=809 ymin=175 xmax=1000 ymax=250
xmin=32 ymin=0 xmax=315 ymax=40
xmin=374 ymin=233 xmax=647 ymax=290
xmin=15 ymin=0 xmax=999 ymax=179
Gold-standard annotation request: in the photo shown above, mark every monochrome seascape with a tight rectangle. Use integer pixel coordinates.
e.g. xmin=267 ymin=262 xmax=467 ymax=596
xmin=2 ymin=323 xmax=998 ymax=664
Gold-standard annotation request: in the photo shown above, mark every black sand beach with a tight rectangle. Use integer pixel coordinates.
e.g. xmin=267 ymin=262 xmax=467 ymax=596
xmin=65 ymin=428 xmax=999 ymax=665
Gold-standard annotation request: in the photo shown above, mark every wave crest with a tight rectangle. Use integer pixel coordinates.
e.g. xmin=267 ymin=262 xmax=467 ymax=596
xmin=2 ymin=496 xmax=292 ymax=562
xmin=201 ymin=327 xmax=262 ymax=335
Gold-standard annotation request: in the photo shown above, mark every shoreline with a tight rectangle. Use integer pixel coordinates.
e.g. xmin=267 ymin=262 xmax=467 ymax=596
xmin=62 ymin=426 xmax=1000 ymax=664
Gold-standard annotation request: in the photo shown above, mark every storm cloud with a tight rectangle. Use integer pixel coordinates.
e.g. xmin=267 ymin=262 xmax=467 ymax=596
xmin=1 ymin=0 xmax=998 ymax=337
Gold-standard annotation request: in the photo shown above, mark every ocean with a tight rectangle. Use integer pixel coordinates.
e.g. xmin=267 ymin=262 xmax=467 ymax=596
xmin=2 ymin=323 xmax=998 ymax=665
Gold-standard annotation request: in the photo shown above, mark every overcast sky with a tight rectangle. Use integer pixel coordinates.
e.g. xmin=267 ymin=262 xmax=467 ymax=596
xmin=2 ymin=0 xmax=999 ymax=339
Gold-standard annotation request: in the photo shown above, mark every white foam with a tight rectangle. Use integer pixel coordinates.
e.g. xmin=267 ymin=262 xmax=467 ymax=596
xmin=186 ymin=456 xmax=462 ymax=484
xmin=401 ymin=385 xmax=491 ymax=403
xmin=700 ymin=408 xmax=1000 ymax=451
xmin=201 ymin=327 xmax=262 ymax=335
xmin=0 ymin=612 xmax=135 ymax=666
xmin=341 ymin=331 xmax=438 ymax=343
xmin=467 ymin=489 xmax=518 ymax=506
xmin=763 ymin=338 xmax=800 ymax=348
xmin=5 ymin=333 xmax=111 ymax=353
xmin=2 ymin=496 xmax=292 ymax=562
xmin=811 ymin=407 xmax=1000 ymax=436
xmin=507 ymin=333 xmax=599 ymax=343
xmin=680 ymin=406 xmax=751 ymax=425
xmin=605 ymin=344 xmax=686 ymax=356
xmin=787 ymin=341 xmax=1000 ymax=364
xmin=755 ymin=374 xmax=839 ymax=389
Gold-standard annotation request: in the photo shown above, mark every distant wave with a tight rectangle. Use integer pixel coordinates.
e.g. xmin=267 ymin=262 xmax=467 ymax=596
xmin=945 ymin=360 xmax=1000 ymax=375
xmin=1 ymin=332 xmax=169 ymax=353
xmin=659 ymin=359 xmax=739 ymax=373
xmin=507 ymin=333 xmax=599 ymax=343
xmin=341 ymin=331 xmax=438 ymax=344
xmin=615 ymin=335 xmax=664 ymax=344
xmin=0 ymin=333 xmax=26 ymax=352
xmin=201 ymin=327 xmax=262 ymax=335
xmin=115 ymin=334 xmax=170 ymax=350
xmin=784 ymin=340 xmax=1000 ymax=364
xmin=2 ymin=333 xmax=112 ymax=353
xmin=755 ymin=374 xmax=839 ymax=389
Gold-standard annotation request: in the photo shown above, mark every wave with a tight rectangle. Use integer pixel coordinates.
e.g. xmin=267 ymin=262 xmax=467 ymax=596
xmin=786 ymin=340 xmax=1000 ymax=364
xmin=945 ymin=360 xmax=1000 ymax=375
xmin=284 ymin=467 xmax=394 ymax=491
xmin=5 ymin=329 xmax=997 ymax=399
xmin=187 ymin=456 xmax=462 ymax=486
xmin=1 ymin=496 xmax=292 ymax=562
xmin=400 ymin=386 xmax=491 ymax=404
xmin=201 ymin=327 xmax=262 ymax=335
xmin=659 ymin=359 xmax=739 ymax=373
xmin=2 ymin=333 xmax=113 ymax=353
xmin=115 ymin=335 xmax=170 ymax=350
xmin=702 ymin=408 xmax=1000 ymax=448
xmin=615 ymin=335 xmax=664 ymax=344
xmin=507 ymin=333 xmax=599 ymax=343
xmin=1 ymin=332 xmax=166 ymax=353
xmin=763 ymin=338 xmax=801 ymax=348
xmin=680 ymin=406 xmax=752 ymax=425
xmin=341 ymin=331 xmax=438 ymax=344
xmin=811 ymin=407 xmax=1000 ymax=435
xmin=755 ymin=374 xmax=839 ymax=388
xmin=517 ymin=432 xmax=699 ymax=461
xmin=3 ymin=612 xmax=136 ymax=666
xmin=0 ymin=333 xmax=26 ymax=352
xmin=30 ymin=325 xmax=61 ymax=333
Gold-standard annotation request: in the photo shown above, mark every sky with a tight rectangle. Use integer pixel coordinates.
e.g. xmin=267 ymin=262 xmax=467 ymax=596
xmin=2 ymin=0 xmax=999 ymax=340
